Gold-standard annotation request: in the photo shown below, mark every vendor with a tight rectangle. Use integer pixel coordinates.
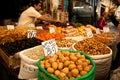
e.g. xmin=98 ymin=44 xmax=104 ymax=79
xmin=97 ymin=12 xmax=108 ymax=29
xmin=17 ymin=0 xmax=62 ymax=27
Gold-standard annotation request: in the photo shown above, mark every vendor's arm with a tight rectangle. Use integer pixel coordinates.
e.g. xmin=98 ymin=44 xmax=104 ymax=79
xmin=109 ymin=14 xmax=119 ymax=27
xmin=38 ymin=16 xmax=62 ymax=23
xmin=108 ymin=7 xmax=119 ymax=27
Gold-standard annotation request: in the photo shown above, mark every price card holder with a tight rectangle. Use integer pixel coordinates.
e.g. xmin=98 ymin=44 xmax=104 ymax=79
xmin=42 ymin=39 xmax=58 ymax=56
xmin=7 ymin=25 xmax=15 ymax=30
xmin=103 ymin=27 xmax=110 ymax=33
xmin=49 ymin=27 xmax=55 ymax=33
xmin=96 ymin=28 xmax=101 ymax=34
xmin=86 ymin=28 xmax=93 ymax=38
xmin=27 ymin=30 xmax=36 ymax=38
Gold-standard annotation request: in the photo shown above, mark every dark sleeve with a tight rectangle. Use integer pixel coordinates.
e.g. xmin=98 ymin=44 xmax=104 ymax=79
xmin=109 ymin=14 xmax=119 ymax=27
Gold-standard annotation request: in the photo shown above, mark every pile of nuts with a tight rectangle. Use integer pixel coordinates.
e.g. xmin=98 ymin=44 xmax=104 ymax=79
xmin=40 ymin=51 xmax=93 ymax=79
xmin=74 ymin=38 xmax=111 ymax=55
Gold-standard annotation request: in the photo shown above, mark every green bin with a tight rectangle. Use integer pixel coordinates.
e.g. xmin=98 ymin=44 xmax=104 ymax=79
xmin=37 ymin=50 xmax=96 ymax=80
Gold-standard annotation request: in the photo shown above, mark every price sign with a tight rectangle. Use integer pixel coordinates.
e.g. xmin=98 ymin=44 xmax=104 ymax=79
xmin=7 ymin=25 xmax=14 ymax=30
xmin=27 ymin=30 xmax=36 ymax=38
xmin=86 ymin=28 xmax=93 ymax=38
xmin=36 ymin=26 xmax=43 ymax=30
xmin=67 ymin=23 xmax=69 ymax=26
xmin=103 ymin=27 xmax=110 ymax=33
xmin=42 ymin=39 xmax=58 ymax=56
xmin=49 ymin=27 xmax=55 ymax=33
xmin=96 ymin=28 xmax=101 ymax=34
xmin=28 ymin=24 xmax=35 ymax=27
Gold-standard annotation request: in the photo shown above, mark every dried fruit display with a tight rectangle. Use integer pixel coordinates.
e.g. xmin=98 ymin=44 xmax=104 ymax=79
xmin=62 ymin=27 xmax=82 ymax=37
xmin=36 ymin=33 xmax=65 ymax=41
xmin=0 ymin=38 xmax=43 ymax=55
xmin=0 ymin=26 xmax=36 ymax=44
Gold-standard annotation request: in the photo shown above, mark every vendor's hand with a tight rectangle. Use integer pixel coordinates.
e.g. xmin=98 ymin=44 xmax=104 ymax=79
xmin=55 ymin=20 xmax=64 ymax=23
xmin=52 ymin=20 xmax=67 ymax=27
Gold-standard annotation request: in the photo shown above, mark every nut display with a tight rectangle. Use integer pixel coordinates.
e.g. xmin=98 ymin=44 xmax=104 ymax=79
xmin=74 ymin=37 xmax=111 ymax=55
xmin=23 ymin=45 xmax=44 ymax=60
xmin=95 ymin=33 xmax=115 ymax=39
xmin=56 ymin=39 xmax=77 ymax=48
xmin=40 ymin=51 xmax=93 ymax=79
xmin=93 ymin=36 xmax=113 ymax=46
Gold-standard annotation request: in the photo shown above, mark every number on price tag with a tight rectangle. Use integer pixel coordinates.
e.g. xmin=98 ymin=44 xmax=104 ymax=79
xmin=42 ymin=39 xmax=58 ymax=56
xmin=27 ymin=30 xmax=36 ymax=38
xmin=7 ymin=25 xmax=15 ymax=30
xmin=86 ymin=28 xmax=93 ymax=38
xmin=49 ymin=27 xmax=55 ymax=33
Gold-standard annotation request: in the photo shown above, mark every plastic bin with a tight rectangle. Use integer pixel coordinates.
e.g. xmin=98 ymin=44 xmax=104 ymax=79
xmin=37 ymin=50 xmax=96 ymax=80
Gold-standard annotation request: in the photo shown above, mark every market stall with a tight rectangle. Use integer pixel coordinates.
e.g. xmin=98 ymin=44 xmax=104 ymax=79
xmin=0 ymin=22 xmax=118 ymax=80
xmin=0 ymin=0 xmax=120 ymax=80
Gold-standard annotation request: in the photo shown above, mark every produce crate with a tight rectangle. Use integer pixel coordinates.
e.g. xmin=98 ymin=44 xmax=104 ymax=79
xmin=37 ymin=50 xmax=96 ymax=80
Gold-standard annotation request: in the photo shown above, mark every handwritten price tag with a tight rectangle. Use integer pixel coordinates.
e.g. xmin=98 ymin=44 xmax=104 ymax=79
xmin=36 ymin=26 xmax=43 ymax=30
xmin=27 ymin=30 xmax=36 ymax=38
xmin=7 ymin=25 xmax=15 ymax=30
xmin=86 ymin=28 xmax=93 ymax=38
xmin=103 ymin=27 xmax=110 ymax=33
xmin=42 ymin=39 xmax=58 ymax=56
xmin=96 ymin=28 xmax=101 ymax=34
xmin=49 ymin=27 xmax=55 ymax=33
